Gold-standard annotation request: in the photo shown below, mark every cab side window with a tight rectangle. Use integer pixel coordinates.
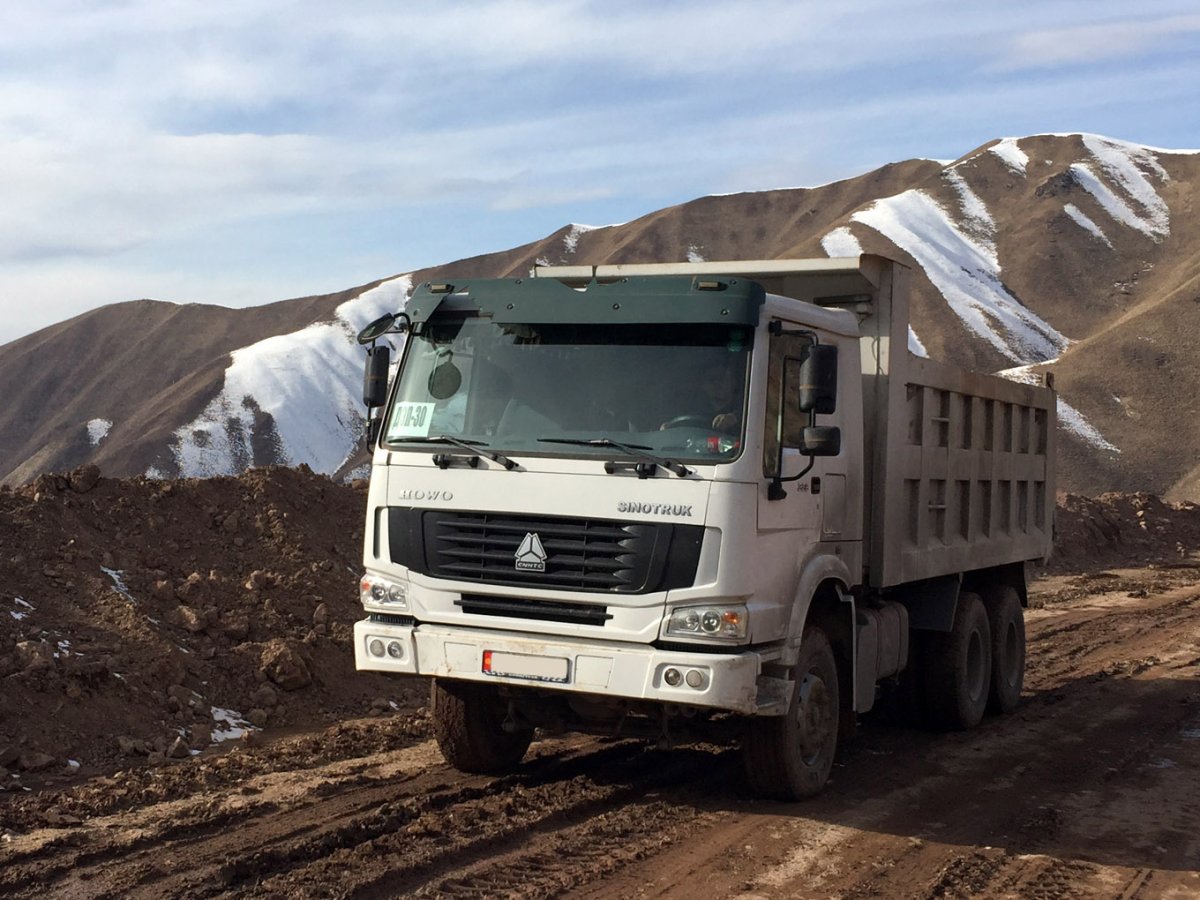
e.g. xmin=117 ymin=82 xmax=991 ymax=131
xmin=763 ymin=326 xmax=813 ymax=477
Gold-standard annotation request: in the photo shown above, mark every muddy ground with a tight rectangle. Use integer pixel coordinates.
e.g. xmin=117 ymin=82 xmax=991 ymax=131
xmin=1 ymin=469 xmax=1199 ymax=898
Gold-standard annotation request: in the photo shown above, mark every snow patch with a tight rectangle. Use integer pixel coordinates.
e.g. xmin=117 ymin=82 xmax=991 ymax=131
xmin=171 ymin=276 xmax=411 ymax=477
xmin=908 ymin=327 xmax=928 ymax=357
xmin=1070 ymin=165 xmax=1159 ymax=239
xmin=343 ymin=463 xmax=371 ymax=483
xmin=989 ymin=138 xmax=1028 ymax=174
xmin=211 ymin=706 xmax=256 ymax=743
xmin=1068 ymin=137 xmax=1169 ymax=240
xmin=87 ymin=418 xmax=112 ymax=446
xmin=686 ymin=245 xmax=706 ymax=264
xmin=563 ymin=224 xmax=598 ymax=255
xmin=101 ymin=567 xmax=136 ymax=602
xmin=820 ymin=226 xmax=862 ymax=258
xmin=1032 ymin=132 xmax=1200 ymax=156
xmin=852 ymin=190 xmax=1068 ymax=363
xmin=1063 ymin=203 xmax=1113 ymax=247
xmin=943 ymin=169 xmax=995 ymax=243
xmin=999 ymin=365 xmax=1119 ymax=453
xmin=1057 ymin=398 xmax=1121 ymax=453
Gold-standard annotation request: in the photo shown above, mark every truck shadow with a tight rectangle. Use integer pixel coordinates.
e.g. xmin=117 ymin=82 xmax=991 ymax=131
xmin=681 ymin=670 xmax=1200 ymax=875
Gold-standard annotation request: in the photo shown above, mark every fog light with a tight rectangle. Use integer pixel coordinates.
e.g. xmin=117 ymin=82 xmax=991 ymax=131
xmin=663 ymin=667 xmax=682 ymax=687
xmin=685 ymin=669 xmax=704 ymax=689
xmin=386 ymin=641 xmax=403 ymax=659
xmin=368 ymin=639 xmax=385 ymax=657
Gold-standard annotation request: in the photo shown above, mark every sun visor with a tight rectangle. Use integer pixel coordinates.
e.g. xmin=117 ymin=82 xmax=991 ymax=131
xmin=405 ymin=276 xmax=765 ymax=326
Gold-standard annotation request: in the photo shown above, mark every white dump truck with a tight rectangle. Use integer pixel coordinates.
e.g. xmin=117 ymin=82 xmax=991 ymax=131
xmin=353 ymin=255 xmax=1055 ymax=798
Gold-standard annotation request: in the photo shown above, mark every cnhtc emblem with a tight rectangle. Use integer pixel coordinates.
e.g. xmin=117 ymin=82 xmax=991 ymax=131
xmin=515 ymin=532 xmax=548 ymax=572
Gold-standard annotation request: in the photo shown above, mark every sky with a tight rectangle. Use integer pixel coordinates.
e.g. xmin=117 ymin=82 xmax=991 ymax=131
xmin=1 ymin=0 xmax=1198 ymax=346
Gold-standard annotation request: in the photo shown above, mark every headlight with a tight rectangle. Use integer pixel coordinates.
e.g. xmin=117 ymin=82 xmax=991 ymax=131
xmin=665 ymin=603 xmax=748 ymax=641
xmin=360 ymin=574 xmax=409 ymax=610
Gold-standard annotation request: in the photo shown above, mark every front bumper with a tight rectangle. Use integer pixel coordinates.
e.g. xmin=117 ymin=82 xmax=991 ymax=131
xmin=354 ymin=618 xmax=774 ymax=715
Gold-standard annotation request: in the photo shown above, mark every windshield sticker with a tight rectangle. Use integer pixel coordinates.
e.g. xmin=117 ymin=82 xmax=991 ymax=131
xmin=387 ymin=402 xmax=436 ymax=438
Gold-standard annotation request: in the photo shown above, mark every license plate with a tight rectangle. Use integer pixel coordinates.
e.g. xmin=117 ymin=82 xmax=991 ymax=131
xmin=482 ymin=650 xmax=570 ymax=684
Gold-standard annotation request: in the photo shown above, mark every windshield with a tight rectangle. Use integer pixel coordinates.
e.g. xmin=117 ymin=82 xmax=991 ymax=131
xmin=383 ymin=317 xmax=751 ymax=462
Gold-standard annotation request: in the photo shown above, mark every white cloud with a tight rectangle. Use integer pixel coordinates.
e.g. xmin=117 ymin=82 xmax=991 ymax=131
xmin=997 ymin=14 xmax=1200 ymax=70
xmin=0 ymin=1 xmax=1197 ymax=346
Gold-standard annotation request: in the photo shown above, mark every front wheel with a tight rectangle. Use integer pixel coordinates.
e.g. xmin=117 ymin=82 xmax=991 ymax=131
xmin=743 ymin=627 xmax=840 ymax=799
xmin=430 ymin=678 xmax=533 ymax=774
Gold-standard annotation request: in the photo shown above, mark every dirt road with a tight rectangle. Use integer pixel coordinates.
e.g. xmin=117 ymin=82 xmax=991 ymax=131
xmin=2 ymin=564 xmax=1199 ymax=899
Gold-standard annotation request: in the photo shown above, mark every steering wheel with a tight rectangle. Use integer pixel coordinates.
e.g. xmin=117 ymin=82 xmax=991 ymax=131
xmin=661 ymin=415 xmax=712 ymax=430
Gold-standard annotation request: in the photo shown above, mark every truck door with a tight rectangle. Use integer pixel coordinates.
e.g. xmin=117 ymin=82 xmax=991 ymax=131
xmin=757 ymin=322 xmax=825 ymax=533
xmin=755 ymin=321 xmax=858 ymax=542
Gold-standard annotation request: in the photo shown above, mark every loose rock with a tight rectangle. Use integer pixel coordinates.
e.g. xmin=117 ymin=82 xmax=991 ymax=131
xmin=68 ymin=464 xmax=101 ymax=494
xmin=259 ymin=640 xmax=312 ymax=691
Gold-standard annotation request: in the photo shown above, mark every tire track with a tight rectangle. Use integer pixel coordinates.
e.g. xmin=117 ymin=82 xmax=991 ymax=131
xmin=258 ymin=747 xmax=736 ymax=898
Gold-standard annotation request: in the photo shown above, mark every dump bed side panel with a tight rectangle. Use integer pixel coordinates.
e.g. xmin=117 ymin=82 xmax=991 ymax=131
xmin=870 ymin=354 xmax=1055 ymax=588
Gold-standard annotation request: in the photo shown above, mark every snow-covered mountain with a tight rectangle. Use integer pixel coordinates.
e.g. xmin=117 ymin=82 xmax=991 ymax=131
xmin=2 ymin=133 xmax=1197 ymax=499
xmin=168 ymin=277 xmax=410 ymax=479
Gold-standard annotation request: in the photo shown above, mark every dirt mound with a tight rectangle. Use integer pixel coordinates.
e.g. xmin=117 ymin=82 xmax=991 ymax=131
xmin=2 ymin=465 xmax=1198 ymax=795
xmin=0 ymin=465 xmax=424 ymax=790
xmin=1049 ymin=491 xmax=1200 ymax=572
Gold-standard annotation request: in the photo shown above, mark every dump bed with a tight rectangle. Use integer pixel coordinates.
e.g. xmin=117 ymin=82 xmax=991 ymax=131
xmin=533 ymin=255 xmax=1056 ymax=589
xmin=844 ymin=258 xmax=1055 ymax=588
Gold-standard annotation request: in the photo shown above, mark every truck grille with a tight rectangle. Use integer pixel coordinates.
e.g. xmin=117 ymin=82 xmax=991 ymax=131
xmin=388 ymin=508 xmax=703 ymax=595
xmin=456 ymin=594 xmax=612 ymax=626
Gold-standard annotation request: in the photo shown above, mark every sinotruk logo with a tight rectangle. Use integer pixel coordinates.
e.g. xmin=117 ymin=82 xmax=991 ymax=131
xmin=515 ymin=533 xmax=548 ymax=572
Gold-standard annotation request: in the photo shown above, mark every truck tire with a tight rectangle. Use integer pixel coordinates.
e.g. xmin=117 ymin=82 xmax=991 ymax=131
xmin=923 ymin=591 xmax=991 ymax=731
xmin=743 ymin=626 xmax=839 ymax=800
xmin=430 ymin=678 xmax=533 ymax=774
xmin=984 ymin=585 xmax=1025 ymax=714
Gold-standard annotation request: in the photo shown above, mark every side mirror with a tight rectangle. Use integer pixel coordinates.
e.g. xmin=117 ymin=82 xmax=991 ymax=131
xmin=801 ymin=425 xmax=841 ymax=456
xmin=362 ymin=344 xmax=391 ymax=408
xmin=799 ymin=344 xmax=838 ymax=414
xmin=357 ymin=312 xmax=410 ymax=345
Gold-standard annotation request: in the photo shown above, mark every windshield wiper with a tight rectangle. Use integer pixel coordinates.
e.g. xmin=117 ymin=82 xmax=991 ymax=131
xmin=391 ymin=435 xmax=517 ymax=470
xmin=538 ymin=438 xmax=691 ymax=478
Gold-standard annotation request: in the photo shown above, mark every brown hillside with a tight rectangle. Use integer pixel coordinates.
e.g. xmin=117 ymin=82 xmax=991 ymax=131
xmin=0 ymin=283 xmax=387 ymax=485
xmin=0 ymin=134 xmax=1196 ymax=498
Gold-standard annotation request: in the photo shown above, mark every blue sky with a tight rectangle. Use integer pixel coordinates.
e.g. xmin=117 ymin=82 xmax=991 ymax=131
xmin=1 ymin=0 xmax=1197 ymax=345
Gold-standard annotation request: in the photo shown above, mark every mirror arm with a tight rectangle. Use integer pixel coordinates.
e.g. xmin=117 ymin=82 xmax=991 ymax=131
xmin=768 ymin=408 xmax=819 ymax=501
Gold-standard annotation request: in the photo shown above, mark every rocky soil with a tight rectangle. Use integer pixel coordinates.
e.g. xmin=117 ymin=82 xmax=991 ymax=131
xmin=0 ymin=465 xmax=425 ymax=787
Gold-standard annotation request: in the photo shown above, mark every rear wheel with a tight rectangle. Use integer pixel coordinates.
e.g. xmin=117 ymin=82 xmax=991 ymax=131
xmin=984 ymin=585 xmax=1025 ymax=714
xmin=431 ymin=678 xmax=533 ymax=774
xmin=923 ymin=592 xmax=991 ymax=731
xmin=743 ymin=626 xmax=840 ymax=799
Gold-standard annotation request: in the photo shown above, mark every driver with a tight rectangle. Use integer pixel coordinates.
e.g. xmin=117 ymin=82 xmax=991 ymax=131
xmin=662 ymin=364 xmax=742 ymax=435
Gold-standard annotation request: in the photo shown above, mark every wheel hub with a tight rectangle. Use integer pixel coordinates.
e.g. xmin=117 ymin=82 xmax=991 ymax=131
xmin=795 ymin=671 xmax=833 ymax=763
